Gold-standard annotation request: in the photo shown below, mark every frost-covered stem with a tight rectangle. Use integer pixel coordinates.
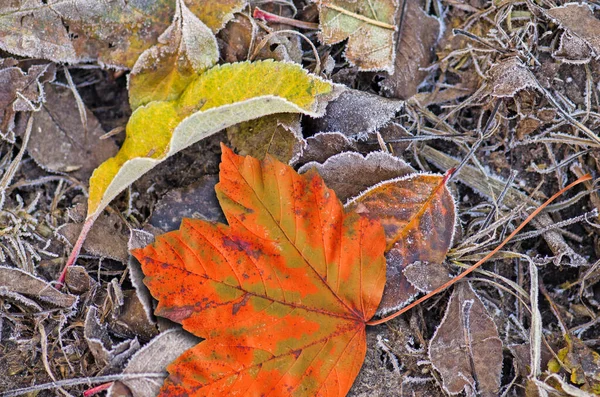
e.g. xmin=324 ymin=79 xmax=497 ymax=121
xmin=1 ymin=374 xmax=165 ymax=397
xmin=56 ymin=217 xmax=95 ymax=290
xmin=82 ymin=382 xmax=112 ymax=397
xmin=367 ymin=174 xmax=593 ymax=326
xmin=253 ymin=7 xmax=319 ymax=30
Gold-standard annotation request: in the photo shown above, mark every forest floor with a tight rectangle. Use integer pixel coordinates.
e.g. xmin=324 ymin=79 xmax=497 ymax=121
xmin=0 ymin=1 xmax=599 ymax=396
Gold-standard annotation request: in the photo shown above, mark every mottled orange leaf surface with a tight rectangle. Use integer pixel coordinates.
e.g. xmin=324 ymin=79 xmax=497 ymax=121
xmin=347 ymin=173 xmax=455 ymax=314
xmin=132 ymin=145 xmax=387 ymax=396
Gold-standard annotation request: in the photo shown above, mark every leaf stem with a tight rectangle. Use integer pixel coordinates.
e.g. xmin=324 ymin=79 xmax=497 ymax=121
xmin=82 ymin=382 xmax=113 ymax=397
xmin=56 ymin=216 xmax=95 ymax=290
xmin=367 ymin=173 xmax=592 ymax=326
xmin=253 ymin=8 xmax=319 ymax=30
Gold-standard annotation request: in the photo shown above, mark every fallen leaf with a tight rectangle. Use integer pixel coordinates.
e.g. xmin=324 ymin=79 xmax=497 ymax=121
xmin=27 ymin=84 xmax=119 ymax=180
xmin=429 ymin=283 xmax=503 ymax=397
xmin=86 ymin=60 xmax=341 ymax=225
xmin=310 ymin=88 xmax=404 ymax=139
xmin=293 ymin=131 xmax=357 ymax=166
xmin=149 ymin=174 xmax=225 ymax=232
xmin=489 ymin=57 xmax=539 ymax=98
xmin=299 ymin=151 xmax=415 ymax=202
xmin=0 ymin=62 xmax=55 ymax=141
xmin=552 ymin=32 xmax=593 ymax=64
xmin=108 ymin=329 xmax=201 ymax=397
xmin=60 ymin=208 xmax=130 ymax=263
xmin=0 ymin=266 xmax=77 ymax=308
xmin=108 ymin=289 xmax=159 ymax=341
xmin=346 ymin=172 xmax=456 ymax=314
xmin=219 ymin=12 xmax=303 ymax=64
xmin=128 ymin=0 xmax=219 ymax=110
xmin=0 ymin=1 xmax=243 ymax=68
xmin=316 ymin=0 xmax=399 ymax=72
xmin=64 ymin=265 xmax=94 ymax=294
xmin=227 ymin=113 xmax=304 ymax=163
xmin=380 ymin=0 xmax=440 ymax=99
xmin=402 ymin=261 xmax=453 ymax=293
xmin=127 ymin=229 xmax=159 ymax=334
xmin=84 ymin=306 xmax=140 ymax=369
xmin=132 ymin=145 xmax=387 ymax=396
xmin=545 ymin=2 xmax=600 ymax=58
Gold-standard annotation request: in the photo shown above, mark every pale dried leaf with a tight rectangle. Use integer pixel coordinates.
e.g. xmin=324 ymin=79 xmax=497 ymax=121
xmin=316 ymin=0 xmax=399 ymax=72
xmin=300 ymin=151 xmax=415 ymax=202
xmin=0 ymin=265 xmax=76 ymax=308
xmin=429 ymin=283 xmax=503 ymax=397
xmin=311 ymin=88 xmax=404 ymax=139
xmin=489 ymin=57 xmax=539 ymax=98
xmin=108 ymin=329 xmax=201 ymax=397
xmin=545 ymin=2 xmax=600 ymax=58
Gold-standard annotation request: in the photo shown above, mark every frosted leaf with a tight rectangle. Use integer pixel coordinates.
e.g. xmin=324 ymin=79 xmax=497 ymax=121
xmin=429 ymin=283 xmax=503 ymax=397
xmin=300 ymin=151 xmax=414 ymax=202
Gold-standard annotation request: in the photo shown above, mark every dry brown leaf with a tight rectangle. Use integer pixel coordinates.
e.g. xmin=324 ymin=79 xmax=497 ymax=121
xmin=299 ymin=151 xmax=415 ymax=202
xmin=552 ymin=32 xmax=593 ymax=64
xmin=545 ymin=2 xmax=600 ymax=58
xmin=27 ymin=84 xmax=118 ymax=181
xmin=0 ymin=266 xmax=76 ymax=308
xmin=0 ymin=63 xmax=55 ymax=141
xmin=64 ymin=265 xmax=94 ymax=295
xmin=429 ymin=283 xmax=503 ymax=397
xmin=84 ymin=306 xmax=140 ymax=369
xmin=403 ymin=261 xmax=453 ymax=293
xmin=60 ymin=207 xmax=129 ymax=263
xmin=489 ymin=57 xmax=539 ymax=97
xmin=380 ymin=0 xmax=440 ymax=99
xmin=294 ymin=131 xmax=357 ymax=166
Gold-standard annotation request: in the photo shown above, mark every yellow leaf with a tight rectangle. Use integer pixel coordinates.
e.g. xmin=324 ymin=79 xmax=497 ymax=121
xmin=87 ymin=60 xmax=342 ymax=221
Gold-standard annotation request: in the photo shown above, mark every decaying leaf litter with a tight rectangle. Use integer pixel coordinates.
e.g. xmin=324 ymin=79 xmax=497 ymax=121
xmin=0 ymin=0 xmax=599 ymax=396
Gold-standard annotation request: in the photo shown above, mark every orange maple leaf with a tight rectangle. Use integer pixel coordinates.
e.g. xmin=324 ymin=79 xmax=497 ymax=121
xmin=132 ymin=144 xmax=386 ymax=396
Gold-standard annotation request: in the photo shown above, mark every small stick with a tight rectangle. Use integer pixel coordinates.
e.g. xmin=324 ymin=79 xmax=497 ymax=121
xmin=367 ymin=173 xmax=592 ymax=326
